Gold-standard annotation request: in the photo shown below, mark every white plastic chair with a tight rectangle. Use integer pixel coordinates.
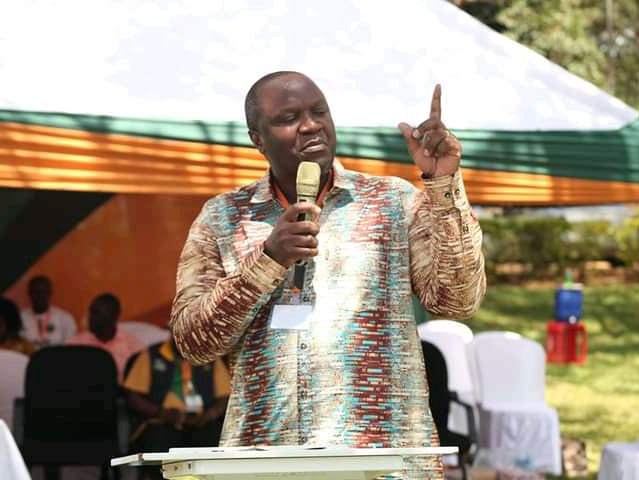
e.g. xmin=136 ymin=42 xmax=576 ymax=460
xmin=598 ymin=442 xmax=639 ymax=480
xmin=118 ymin=321 xmax=169 ymax=348
xmin=418 ymin=319 xmax=474 ymax=344
xmin=469 ymin=331 xmax=562 ymax=475
xmin=0 ymin=350 xmax=28 ymax=433
xmin=418 ymin=321 xmax=476 ymax=435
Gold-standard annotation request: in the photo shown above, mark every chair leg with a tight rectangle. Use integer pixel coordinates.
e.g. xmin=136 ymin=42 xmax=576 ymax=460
xmin=101 ymin=463 xmax=121 ymax=480
xmin=459 ymin=452 xmax=468 ymax=480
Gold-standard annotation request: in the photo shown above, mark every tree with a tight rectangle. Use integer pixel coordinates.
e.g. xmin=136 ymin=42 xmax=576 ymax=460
xmin=566 ymin=220 xmax=617 ymax=264
xmin=616 ymin=209 xmax=639 ymax=268
xmin=480 ymin=216 xmax=572 ymax=280
xmin=497 ymin=0 xmax=606 ymax=88
xmin=594 ymin=0 xmax=639 ymax=108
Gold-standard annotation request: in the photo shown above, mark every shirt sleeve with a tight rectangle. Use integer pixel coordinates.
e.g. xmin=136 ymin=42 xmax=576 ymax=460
xmin=20 ymin=312 xmax=38 ymax=343
xmin=170 ymin=203 xmax=288 ymax=364
xmin=406 ymin=170 xmax=486 ymax=319
xmin=63 ymin=311 xmax=77 ymax=340
xmin=123 ymin=350 xmax=151 ymax=394
xmin=212 ymin=359 xmax=232 ymax=398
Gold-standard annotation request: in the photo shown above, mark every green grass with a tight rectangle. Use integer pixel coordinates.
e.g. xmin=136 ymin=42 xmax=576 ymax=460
xmin=468 ymin=284 xmax=639 ymax=479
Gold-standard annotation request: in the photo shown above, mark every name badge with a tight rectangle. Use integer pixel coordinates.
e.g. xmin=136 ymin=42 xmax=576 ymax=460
xmin=185 ymin=393 xmax=204 ymax=414
xmin=269 ymin=304 xmax=313 ymax=330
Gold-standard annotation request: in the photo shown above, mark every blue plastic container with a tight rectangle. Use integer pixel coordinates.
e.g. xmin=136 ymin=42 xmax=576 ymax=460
xmin=554 ymin=288 xmax=584 ymax=323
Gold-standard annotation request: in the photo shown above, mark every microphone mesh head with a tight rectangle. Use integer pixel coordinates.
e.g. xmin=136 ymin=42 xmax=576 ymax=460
xmin=296 ymin=161 xmax=321 ymax=199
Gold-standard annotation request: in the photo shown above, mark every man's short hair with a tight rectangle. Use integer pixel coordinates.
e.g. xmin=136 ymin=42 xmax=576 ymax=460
xmin=28 ymin=275 xmax=52 ymax=290
xmin=244 ymin=71 xmax=304 ymax=131
xmin=91 ymin=293 xmax=121 ymax=318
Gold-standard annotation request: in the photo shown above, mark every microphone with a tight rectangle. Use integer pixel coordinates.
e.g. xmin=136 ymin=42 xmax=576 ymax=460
xmin=294 ymin=161 xmax=321 ymax=290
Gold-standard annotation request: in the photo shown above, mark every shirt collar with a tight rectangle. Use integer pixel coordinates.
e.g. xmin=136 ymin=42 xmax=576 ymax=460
xmin=250 ymin=158 xmax=352 ymax=204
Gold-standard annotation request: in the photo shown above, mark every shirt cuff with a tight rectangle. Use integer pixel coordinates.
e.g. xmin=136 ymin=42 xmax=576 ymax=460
xmin=240 ymin=245 xmax=288 ymax=292
xmin=422 ymin=169 xmax=470 ymax=210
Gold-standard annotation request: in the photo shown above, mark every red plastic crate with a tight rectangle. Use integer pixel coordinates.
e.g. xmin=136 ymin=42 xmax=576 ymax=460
xmin=546 ymin=321 xmax=588 ymax=364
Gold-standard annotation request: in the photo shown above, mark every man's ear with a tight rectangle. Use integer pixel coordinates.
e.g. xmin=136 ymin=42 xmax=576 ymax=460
xmin=248 ymin=129 xmax=264 ymax=153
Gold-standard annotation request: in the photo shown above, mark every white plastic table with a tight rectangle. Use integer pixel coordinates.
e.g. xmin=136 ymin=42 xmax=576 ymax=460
xmin=111 ymin=446 xmax=457 ymax=480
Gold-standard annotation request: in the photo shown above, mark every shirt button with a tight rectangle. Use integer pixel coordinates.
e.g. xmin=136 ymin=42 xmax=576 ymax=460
xmin=300 ymin=343 xmax=307 ymax=350
xmin=454 ymin=189 xmax=461 ymax=196
xmin=444 ymin=192 xmax=452 ymax=199
xmin=463 ymin=225 xmax=470 ymax=233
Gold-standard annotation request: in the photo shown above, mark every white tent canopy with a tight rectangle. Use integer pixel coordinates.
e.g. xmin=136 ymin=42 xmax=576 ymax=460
xmin=0 ymin=0 xmax=636 ymax=130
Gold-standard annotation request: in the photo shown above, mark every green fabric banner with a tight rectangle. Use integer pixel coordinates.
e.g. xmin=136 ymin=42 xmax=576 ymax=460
xmin=1 ymin=109 xmax=638 ymax=184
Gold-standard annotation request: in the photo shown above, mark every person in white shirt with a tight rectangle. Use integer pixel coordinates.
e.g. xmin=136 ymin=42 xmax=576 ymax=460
xmin=20 ymin=275 xmax=77 ymax=347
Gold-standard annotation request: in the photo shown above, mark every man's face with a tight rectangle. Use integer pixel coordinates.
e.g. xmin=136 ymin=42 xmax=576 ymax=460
xmin=28 ymin=280 xmax=51 ymax=313
xmin=251 ymin=74 xmax=337 ymax=187
xmin=88 ymin=300 xmax=117 ymax=342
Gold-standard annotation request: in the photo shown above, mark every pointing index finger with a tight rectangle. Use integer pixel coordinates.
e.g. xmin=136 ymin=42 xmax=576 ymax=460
xmin=430 ymin=84 xmax=442 ymax=120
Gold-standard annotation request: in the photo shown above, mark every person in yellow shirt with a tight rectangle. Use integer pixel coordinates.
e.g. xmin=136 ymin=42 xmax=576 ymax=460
xmin=123 ymin=337 xmax=230 ymax=479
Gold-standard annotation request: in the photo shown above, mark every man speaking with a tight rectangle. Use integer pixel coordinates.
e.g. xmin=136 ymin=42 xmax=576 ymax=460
xmin=170 ymin=71 xmax=486 ymax=479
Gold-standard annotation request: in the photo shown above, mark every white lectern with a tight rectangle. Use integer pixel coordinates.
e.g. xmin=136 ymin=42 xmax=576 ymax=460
xmin=111 ymin=446 xmax=457 ymax=480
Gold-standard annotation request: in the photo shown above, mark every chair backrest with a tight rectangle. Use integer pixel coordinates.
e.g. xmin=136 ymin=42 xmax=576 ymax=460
xmin=418 ymin=320 xmax=474 ymax=344
xmin=0 ymin=350 xmax=28 ymax=432
xmin=418 ymin=329 xmax=476 ymax=399
xmin=470 ymin=331 xmax=546 ymax=406
xmin=23 ymin=345 xmax=120 ymax=465
xmin=119 ymin=321 xmax=170 ymax=348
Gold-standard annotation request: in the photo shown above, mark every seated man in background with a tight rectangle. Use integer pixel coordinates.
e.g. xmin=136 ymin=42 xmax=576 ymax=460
xmin=21 ymin=275 xmax=77 ymax=348
xmin=0 ymin=296 xmax=35 ymax=356
xmin=123 ymin=337 xmax=230 ymax=480
xmin=67 ymin=293 xmax=143 ymax=383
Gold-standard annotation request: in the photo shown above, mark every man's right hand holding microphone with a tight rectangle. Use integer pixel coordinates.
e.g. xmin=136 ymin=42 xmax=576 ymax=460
xmin=263 ymin=202 xmax=321 ymax=268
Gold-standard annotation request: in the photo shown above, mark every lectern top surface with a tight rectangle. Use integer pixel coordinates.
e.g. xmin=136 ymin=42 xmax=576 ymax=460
xmin=111 ymin=446 xmax=458 ymax=467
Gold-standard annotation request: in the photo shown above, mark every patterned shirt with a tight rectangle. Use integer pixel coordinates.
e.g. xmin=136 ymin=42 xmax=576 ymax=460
xmin=170 ymin=160 xmax=485 ymax=480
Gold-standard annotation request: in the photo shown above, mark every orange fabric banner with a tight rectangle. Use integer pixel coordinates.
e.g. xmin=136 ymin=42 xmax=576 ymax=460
xmin=3 ymin=121 xmax=639 ymax=204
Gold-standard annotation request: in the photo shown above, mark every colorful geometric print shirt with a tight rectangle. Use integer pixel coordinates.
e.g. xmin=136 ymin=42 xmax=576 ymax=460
xmin=170 ymin=160 xmax=486 ymax=480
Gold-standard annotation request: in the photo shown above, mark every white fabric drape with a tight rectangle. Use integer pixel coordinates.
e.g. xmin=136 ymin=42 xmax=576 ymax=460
xmin=0 ymin=419 xmax=30 ymax=480
xmin=599 ymin=442 xmax=639 ymax=480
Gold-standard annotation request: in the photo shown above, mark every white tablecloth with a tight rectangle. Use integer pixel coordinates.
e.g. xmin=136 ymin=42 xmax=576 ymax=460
xmin=598 ymin=442 xmax=639 ymax=480
xmin=477 ymin=403 xmax=562 ymax=475
xmin=0 ymin=419 xmax=30 ymax=480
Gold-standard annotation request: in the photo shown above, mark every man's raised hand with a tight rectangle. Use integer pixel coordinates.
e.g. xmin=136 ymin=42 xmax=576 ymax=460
xmin=398 ymin=84 xmax=461 ymax=178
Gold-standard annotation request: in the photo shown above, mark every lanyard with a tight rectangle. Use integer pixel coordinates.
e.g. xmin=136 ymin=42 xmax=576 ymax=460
xmin=37 ymin=311 xmax=51 ymax=340
xmin=272 ymin=168 xmax=333 ymax=209
xmin=181 ymin=361 xmax=194 ymax=395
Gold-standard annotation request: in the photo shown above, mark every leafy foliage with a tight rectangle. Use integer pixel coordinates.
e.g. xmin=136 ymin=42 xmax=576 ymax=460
xmin=615 ymin=208 xmax=639 ymax=266
xmin=479 ymin=216 xmax=631 ymax=280
xmin=565 ymin=220 xmax=617 ymax=264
